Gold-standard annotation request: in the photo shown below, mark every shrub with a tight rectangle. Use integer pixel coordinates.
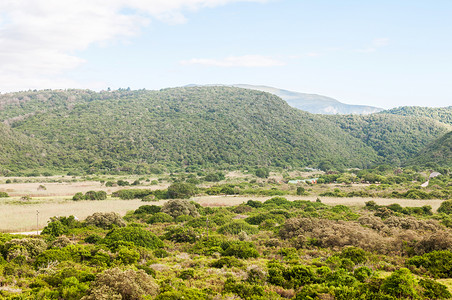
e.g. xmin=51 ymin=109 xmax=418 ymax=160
xmin=223 ymin=278 xmax=264 ymax=300
xmin=178 ymin=268 xmax=195 ymax=280
xmin=81 ymin=268 xmax=159 ymax=300
xmin=103 ymin=227 xmax=163 ymax=250
xmin=380 ymin=268 xmax=419 ymax=299
xmin=84 ymin=212 xmax=126 ymax=229
xmin=161 ymin=199 xmax=199 ymax=218
xmin=133 ymin=205 xmax=161 ymax=215
xmin=221 ymin=241 xmax=259 ymax=259
xmin=218 ymin=220 xmax=259 ymax=235
xmin=73 ymin=191 xmax=107 ymax=201
xmin=84 ymin=234 xmax=102 ymax=244
xmin=163 ymin=226 xmax=200 ymax=243
xmin=210 ymin=256 xmax=244 ymax=268
xmin=419 ymin=279 xmax=452 ymax=299
xmin=0 ymin=191 xmax=9 ymax=197
xmin=41 ymin=216 xmax=81 ymax=237
xmin=406 ymin=250 xmax=452 ymax=278
xmin=339 ymin=247 xmax=367 ymax=264
xmin=3 ymin=238 xmax=47 ymax=261
xmin=154 ymin=288 xmax=206 ymax=300
xmin=255 ymin=168 xmax=269 ymax=178
xmin=147 ymin=212 xmax=173 ymax=224
xmin=167 ymin=182 xmax=197 ymax=199
xmin=438 ymin=200 xmax=452 ymax=214
xmin=246 ymin=200 xmax=263 ymax=208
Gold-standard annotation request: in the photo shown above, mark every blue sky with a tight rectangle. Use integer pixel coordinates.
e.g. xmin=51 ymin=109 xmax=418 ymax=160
xmin=1 ymin=0 xmax=451 ymax=108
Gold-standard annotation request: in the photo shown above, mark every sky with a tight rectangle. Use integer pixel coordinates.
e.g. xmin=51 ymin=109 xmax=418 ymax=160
xmin=0 ymin=0 xmax=451 ymax=108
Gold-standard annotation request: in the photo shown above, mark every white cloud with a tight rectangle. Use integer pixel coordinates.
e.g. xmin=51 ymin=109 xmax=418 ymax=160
xmin=0 ymin=0 xmax=267 ymax=92
xmin=181 ymin=55 xmax=285 ymax=67
xmin=356 ymin=37 xmax=389 ymax=53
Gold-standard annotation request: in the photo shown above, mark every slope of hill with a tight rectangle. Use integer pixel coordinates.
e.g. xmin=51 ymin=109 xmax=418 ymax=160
xmin=232 ymin=84 xmax=383 ymax=115
xmin=8 ymin=87 xmax=379 ymax=172
xmin=380 ymin=106 xmax=452 ymax=125
xmin=0 ymin=86 xmax=449 ymax=173
xmin=0 ymin=123 xmax=50 ymax=173
xmin=408 ymin=131 xmax=452 ymax=168
xmin=327 ymin=114 xmax=451 ymax=165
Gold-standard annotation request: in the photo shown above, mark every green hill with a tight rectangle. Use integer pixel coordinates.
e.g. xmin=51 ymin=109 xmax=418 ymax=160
xmin=328 ymin=114 xmax=450 ymax=165
xmin=408 ymin=131 xmax=452 ymax=168
xmin=0 ymin=86 xmax=449 ymax=174
xmin=380 ymin=106 xmax=452 ymax=125
xmin=7 ymin=87 xmax=380 ymax=173
xmin=0 ymin=123 xmax=51 ymax=173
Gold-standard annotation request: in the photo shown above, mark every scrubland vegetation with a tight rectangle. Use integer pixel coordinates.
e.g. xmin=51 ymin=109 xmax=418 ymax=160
xmin=0 ymin=166 xmax=451 ymax=299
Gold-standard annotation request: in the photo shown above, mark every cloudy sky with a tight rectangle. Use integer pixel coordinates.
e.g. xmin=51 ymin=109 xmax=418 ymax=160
xmin=1 ymin=0 xmax=451 ymax=108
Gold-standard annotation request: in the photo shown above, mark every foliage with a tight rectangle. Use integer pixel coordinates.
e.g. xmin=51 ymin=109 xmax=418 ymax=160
xmin=84 ymin=212 xmax=126 ymax=229
xmin=217 ymin=220 xmax=259 ymax=235
xmin=103 ymin=226 xmax=163 ymax=250
xmin=73 ymin=191 xmax=107 ymax=201
xmin=161 ymin=199 xmax=199 ymax=218
xmin=82 ymin=268 xmax=159 ymax=300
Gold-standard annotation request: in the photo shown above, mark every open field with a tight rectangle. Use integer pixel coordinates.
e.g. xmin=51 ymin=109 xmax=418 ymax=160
xmin=1 ymin=193 xmax=445 ymax=233
xmin=0 ymin=199 xmax=146 ymax=233
xmin=0 ymin=179 xmax=169 ymax=197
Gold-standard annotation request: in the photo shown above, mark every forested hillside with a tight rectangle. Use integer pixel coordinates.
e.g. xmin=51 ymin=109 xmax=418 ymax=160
xmin=328 ymin=114 xmax=450 ymax=165
xmin=6 ymin=87 xmax=379 ymax=173
xmin=409 ymin=131 xmax=452 ymax=168
xmin=0 ymin=86 xmax=449 ymax=174
xmin=381 ymin=106 xmax=452 ymax=125
xmin=0 ymin=123 xmax=51 ymax=172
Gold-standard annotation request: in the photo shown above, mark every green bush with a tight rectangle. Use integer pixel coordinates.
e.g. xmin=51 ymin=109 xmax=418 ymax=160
xmin=419 ymin=279 xmax=452 ymax=299
xmin=406 ymin=250 xmax=452 ymax=278
xmin=438 ymin=200 xmax=452 ymax=214
xmin=217 ymin=220 xmax=259 ymax=235
xmin=73 ymin=191 xmax=107 ymax=201
xmin=380 ymin=268 xmax=419 ymax=299
xmin=82 ymin=268 xmax=159 ymax=299
xmin=339 ymin=247 xmax=367 ymax=264
xmin=223 ymin=278 xmax=264 ymax=300
xmin=210 ymin=256 xmax=244 ymax=268
xmin=221 ymin=241 xmax=259 ymax=259
xmin=84 ymin=212 xmax=126 ymax=229
xmin=147 ymin=212 xmax=173 ymax=224
xmin=0 ymin=191 xmax=9 ymax=197
xmin=154 ymin=288 xmax=206 ymax=300
xmin=161 ymin=199 xmax=199 ymax=218
xmin=163 ymin=226 xmax=200 ymax=243
xmin=167 ymin=182 xmax=197 ymax=199
xmin=103 ymin=226 xmax=163 ymax=250
xmin=133 ymin=205 xmax=161 ymax=215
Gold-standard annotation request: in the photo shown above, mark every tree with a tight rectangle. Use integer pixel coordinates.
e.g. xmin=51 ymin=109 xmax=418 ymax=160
xmin=167 ymin=182 xmax=197 ymax=199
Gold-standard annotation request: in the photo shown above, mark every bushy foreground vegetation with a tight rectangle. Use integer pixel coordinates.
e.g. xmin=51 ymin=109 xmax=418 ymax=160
xmin=2 ymin=194 xmax=452 ymax=299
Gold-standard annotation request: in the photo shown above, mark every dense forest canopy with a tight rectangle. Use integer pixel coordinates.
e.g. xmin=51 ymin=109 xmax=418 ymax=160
xmin=0 ymin=87 xmax=450 ymax=174
xmin=381 ymin=106 xmax=452 ymax=126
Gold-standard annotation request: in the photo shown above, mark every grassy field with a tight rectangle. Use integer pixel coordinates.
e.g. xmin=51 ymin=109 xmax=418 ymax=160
xmin=1 ymin=193 xmax=445 ymax=233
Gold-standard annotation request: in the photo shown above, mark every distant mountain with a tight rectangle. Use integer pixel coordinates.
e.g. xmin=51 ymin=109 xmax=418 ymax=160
xmin=409 ymin=131 xmax=452 ymax=168
xmin=380 ymin=106 xmax=452 ymax=126
xmin=231 ymin=84 xmax=384 ymax=115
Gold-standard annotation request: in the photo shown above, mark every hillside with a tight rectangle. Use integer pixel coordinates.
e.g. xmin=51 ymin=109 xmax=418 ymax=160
xmin=327 ymin=114 xmax=451 ymax=165
xmin=380 ymin=106 xmax=452 ymax=125
xmin=232 ymin=84 xmax=383 ymax=114
xmin=0 ymin=123 xmax=50 ymax=173
xmin=409 ymin=131 xmax=452 ymax=168
xmin=7 ymin=87 xmax=379 ymax=173
xmin=0 ymin=86 xmax=449 ymax=174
